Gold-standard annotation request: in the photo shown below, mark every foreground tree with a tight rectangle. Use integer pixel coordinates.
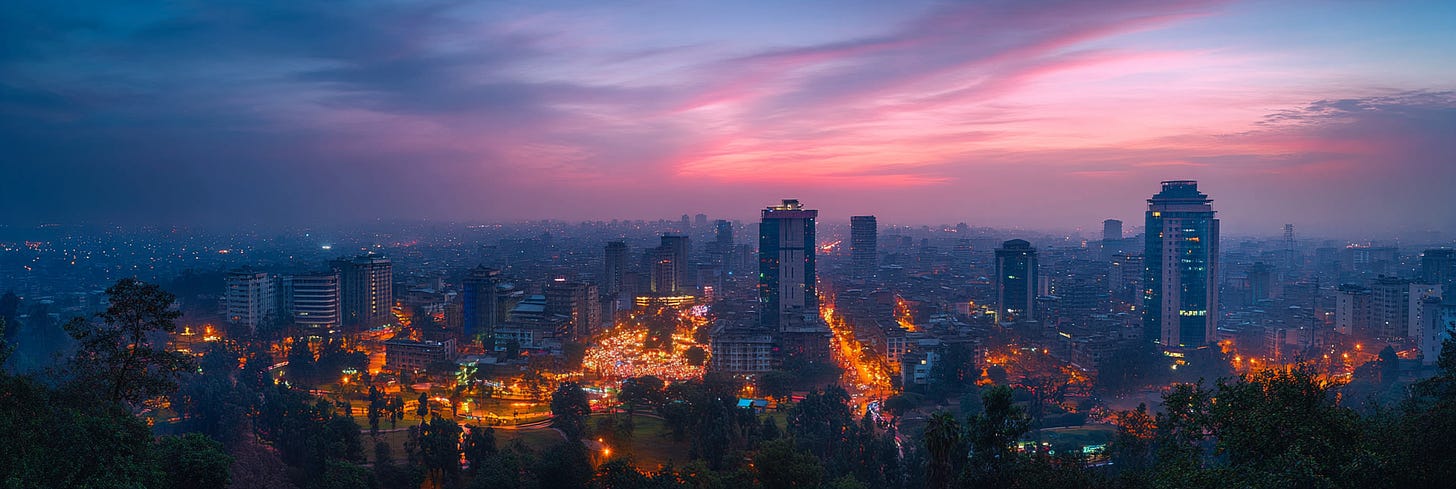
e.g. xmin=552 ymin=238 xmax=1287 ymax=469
xmin=65 ymin=278 xmax=194 ymax=406
xmin=552 ymin=381 xmax=593 ymax=442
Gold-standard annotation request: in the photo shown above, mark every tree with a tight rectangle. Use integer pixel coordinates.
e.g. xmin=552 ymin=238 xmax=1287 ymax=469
xmin=963 ymin=385 xmax=1031 ymax=487
xmin=754 ymin=439 xmax=824 ymax=489
xmin=756 ymin=370 xmax=796 ymax=402
xmin=923 ymin=411 xmax=962 ymax=489
xmin=534 ymin=442 xmax=593 ymax=489
xmin=419 ymin=415 xmax=464 ymax=487
xmin=157 ymin=433 xmax=234 ymax=489
xmin=618 ymin=375 xmax=664 ymax=420
xmin=65 ymin=278 xmax=195 ymax=406
xmin=0 ymin=291 xmax=18 ymax=345
xmin=684 ymin=346 xmax=708 ymax=367
xmin=462 ymin=425 xmax=498 ymax=475
xmin=416 ymin=391 xmax=431 ymax=422
xmin=552 ymin=381 xmax=593 ymax=442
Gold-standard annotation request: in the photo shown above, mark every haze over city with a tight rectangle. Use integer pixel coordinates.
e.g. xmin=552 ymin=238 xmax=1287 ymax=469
xmin=4 ymin=2 xmax=1456 ymax=489
xmin=3 ymin=0 xmax=1454 ymax=234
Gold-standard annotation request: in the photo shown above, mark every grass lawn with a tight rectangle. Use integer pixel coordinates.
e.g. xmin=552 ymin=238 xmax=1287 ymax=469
xmin=592 ymin=414 xmax=694 ymax=470
xmin=358 ymin=419 xmax=566 ymax=464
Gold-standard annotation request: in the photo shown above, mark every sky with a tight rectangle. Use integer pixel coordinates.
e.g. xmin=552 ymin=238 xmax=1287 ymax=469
xmin=2 ymin=0 xmax=1454 ymax=236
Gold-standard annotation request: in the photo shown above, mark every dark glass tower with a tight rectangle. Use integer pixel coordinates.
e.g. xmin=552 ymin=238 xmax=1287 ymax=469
xmin=759 ymin=199 xmax=817 ymax=330
xmin=851 ymin=216 xmax=877 ymax=279
xmin=994 ymin=239 xmax=1038 ymax=322
xmin=462 ymin=266 xmax=500 ymax=343
xmin=1143 ymin=180 xmax=1220 ymax=348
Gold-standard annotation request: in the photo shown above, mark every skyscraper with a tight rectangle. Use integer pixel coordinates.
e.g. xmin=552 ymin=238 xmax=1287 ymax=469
xmin=1143 ymin=180 xmax=1220 ymax=348
xmin=1102 ymin=219 xmax=1123 ymax=242
xmin=851 ymin=215 xmax=878 ymax=279
xmin=661 ymin=235 xmax=692 ymax=292
xmin=759 ymin=199 xmax=818 ymax=330
xmin=225 ymin=268 xmax=274 ymax=334
xmin=462 ymin=266 xmax=500 ymax=342
xmin=994 ymin=239 xmax=1038 ymax=323
xmin=715 ymin=220 xmax=734 ymax=249
xmin=604 ymin=241 xmax=627 ymax=296
xmin=1370 ymin=276 xmax=1412 ymax=341
xmin=289 ymin=272 xmax=341 ymax=330
xmin=331 ymin=254 xmax=394 ymax=329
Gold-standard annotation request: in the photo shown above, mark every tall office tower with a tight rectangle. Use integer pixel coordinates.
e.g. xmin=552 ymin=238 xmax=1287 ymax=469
xmin=604 ymin=241 xmax=627 ymax=296
xmin=1422 ymin=249 xmax=1456 ymax=289
xmin=1335 ymin=284 xmax=1373 ymax=336
xmin=1248 ymin=262 xmax=1274 ymax=303
xmin=994 ymin=239 xmax=1039 ymax=323
xmin=1143 ymin=180 xmax=1220 ymax=349
xmin=1103 ymin=219 xmax=1123 ymax=242
xmin=694 ymin=213 xmax=708 ymax=228
xmin=661 ymin=235 xmax=692 ymax=292
xmin=330 ymin=254 xmax=394 ymax=329
xmin=225 ymin=269 xmax=274 ymax=334
xmin=715 ymin=220 xmax=734 ymax=248
xmin=546 ymin=280 xmax=600 ymax=340
xmin=680 ymin=214 xmax=691 ymax=231
xmin=462 ymin=266 xmax=500 ymax=342
xmin=759 ymin=199 xmax=818 ymax=330
xmin=851 ymin=216 xmax=878 ymax=279
xmin=1371 ymin=276 xmax=1411 ymax=341
xmin=289 ymin=272 xmax=341 ymax=330
xmin=1283 ymin=224 xmax=1297 ymax=269
xmin=647 ymin=246 xmax=680 ymax=295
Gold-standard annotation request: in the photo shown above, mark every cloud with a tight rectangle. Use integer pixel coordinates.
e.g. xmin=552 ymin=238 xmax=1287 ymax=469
xmin=0 ymin=0 xmax=1452 ymax=236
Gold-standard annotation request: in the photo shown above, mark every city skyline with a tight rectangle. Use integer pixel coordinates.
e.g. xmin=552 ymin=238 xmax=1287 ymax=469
xmin=2 ymin=1 xmax=1454 ymax=235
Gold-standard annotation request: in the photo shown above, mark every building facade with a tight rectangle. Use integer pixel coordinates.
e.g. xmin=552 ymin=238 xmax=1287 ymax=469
xmin=994 ymin=239 xmax=1039 ymax=323
xmin=225 ymin=269 xmax=274 ymax=334
xmin=1143 ymin=180 xmax=1220 ymax=349
xmin=759 ymin=199 xmax=818 ymax=330
xmin=462 ymin=266 xmax=500 ymax=343
xmin=289 ymin=272 xmax=341 ymax=330
xmin=851 ymin=215 xmax=878 ymax=279
xmin=331 ymin=254 xmax=393 ymax=329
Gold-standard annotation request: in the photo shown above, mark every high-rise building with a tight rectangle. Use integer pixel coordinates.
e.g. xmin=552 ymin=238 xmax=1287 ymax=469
xmin=1408 ymin=282 xmax=1444 ymax=339
xmin=658 ymin=235 xmax=692 ymax=292
xmin=330 ymin=254 xmax=394 ymax=329
xmin=1371 ymin=276 xmax=1411 ymax=341
xmin=646 ymin=242 xmax=681 ymax=296
xmin=1108 ymin=253 xmax=1144 ymax=304
xmin=1418 ymin=296 xmax=1456 ymax=365
xmin=604 ymin=241 xmax=627 ymax=296
xmin=1248 ymin=262 xmax=1274 ymax=303
xmin=1143 ymin=180 xmax=1220 ymax=348
xmin=715 ymin=220 xmax=734 ymax=248
xmin=461 ymin=266 xmax=500 ymax=343
xmin=289 ymin=272 xmax=341 ymax=330
xmin=1422 ymin=249 xmax=1456 ymax=289
xmin=546 ymin=280 xmax=600 ymax=340
xmin=694 ymin=213 xmax=708 ymax=228
xmin=1335 ymin=284 xmax=1373 ymax=336
xmin=851 ymin=216 xmax=878 ymax=279
xmin=1102 ymin=219 xmax=1123 ymax=242
xmin=225 ymin=269 xmax=274 ymax=334
xmin=759 ymin=199 xmax=818 ymax=330
xmin=994 ymin=239 xmax=1038 ymax=323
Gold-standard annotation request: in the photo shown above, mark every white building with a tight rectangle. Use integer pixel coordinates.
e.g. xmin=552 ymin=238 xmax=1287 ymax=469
xmin=225 ymin=269 xmax=274 ymax=334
